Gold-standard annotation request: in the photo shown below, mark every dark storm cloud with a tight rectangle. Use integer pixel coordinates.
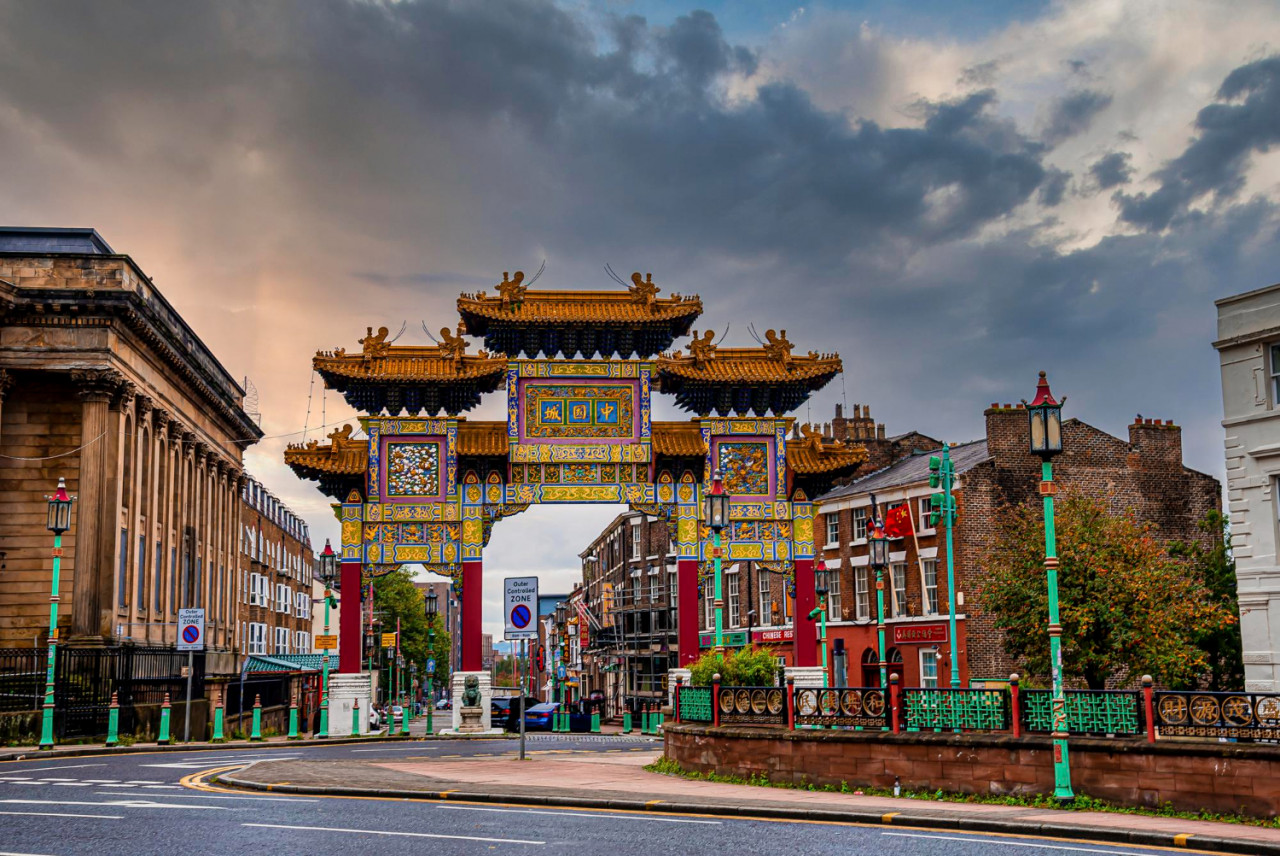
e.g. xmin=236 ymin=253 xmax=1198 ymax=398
xmin=1040 ymin=89 xmax=1112 ymax=146
xmin=1038 ymin=167 xmax=1071 ymax=206
xmin=1090 ymin=152 xmax=1134 ymax=189
xmin=1117 ymin=54 xmax=1280 ymax=231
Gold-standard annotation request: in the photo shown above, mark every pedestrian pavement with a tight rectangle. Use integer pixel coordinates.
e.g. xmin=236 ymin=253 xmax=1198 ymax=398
xmin=218 ymin=749 xmax=1280 ymax=855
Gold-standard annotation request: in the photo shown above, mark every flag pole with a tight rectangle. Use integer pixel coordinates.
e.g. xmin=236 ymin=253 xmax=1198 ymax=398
xmin=905 ymin=501 xmax=930 ymax=618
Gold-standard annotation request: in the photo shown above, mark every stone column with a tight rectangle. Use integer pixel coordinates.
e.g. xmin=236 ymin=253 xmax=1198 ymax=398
xmin=677 ymin=558 xmax=700 ymax=666
xmin=461 ymin=559 xmax=483 ymax=672
xmin=69 ymin=369 xmax=125 ymax=642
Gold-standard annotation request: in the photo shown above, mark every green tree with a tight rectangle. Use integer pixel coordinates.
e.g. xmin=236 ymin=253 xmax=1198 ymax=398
xmin=369 ymin=570 xmax=451 ymax=691
xmin=1168 ymin=511 xmax=1244 ymax=691
xmin=979 ymin=492 xmax=1236 ymax=690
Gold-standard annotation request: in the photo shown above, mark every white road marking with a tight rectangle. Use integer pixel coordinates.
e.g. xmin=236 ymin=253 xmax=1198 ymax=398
xmin=97 ymin=791 xmax=316 ymax=802
xmin=0 ymin=810 xmax=120 ymax=819
xmin=81 ymin=780 xmax=119 ymax=783
xmin=0 ymin=778 xmax=32 ymax=781
xmin=243 ymin=822 xmax=544 ymax=845
xmin=881 ymin=833 xmax=1159 ymax=854
xmin=36 ymin=778 xmax=76 ymax=782
xmin=1 ymin=764 xmax=105 ymax=774
xmin=124 ymin=780 xmax=164 ymax=784
xmin=141 ymin=785 xmax=181 ymax=789
xmin=0 ymin=799 xmax=232 ymax=812
xmin=435 ymin=805 xmax=722 ymax=824
xmin=98 ymin=784 xmax=136 ymax=788
xmin=0 ymin=850 xmax=62 ymax=855
xmin=52 ymin=782 xmax=94 ymax=787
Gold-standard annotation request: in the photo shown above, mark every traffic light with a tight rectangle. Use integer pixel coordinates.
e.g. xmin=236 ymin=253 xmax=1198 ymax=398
xmin=928 ymin=449 xmax=957 ymax=527
xmin=535 ymin=645 xmax=545 ymax=673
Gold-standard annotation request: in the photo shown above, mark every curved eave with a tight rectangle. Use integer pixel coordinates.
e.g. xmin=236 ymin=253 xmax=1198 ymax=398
xmin=789 ymin=443 xmax=869 ymax=498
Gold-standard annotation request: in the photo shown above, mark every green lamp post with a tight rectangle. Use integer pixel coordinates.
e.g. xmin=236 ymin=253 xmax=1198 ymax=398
xmin=1026 ymin=370 xmax=1073 ymax=801
xmin=928 ymin=446 xmax=962 ymax=688
xmin=704 ymin=469 xmax=730 ymax=656
xmin=316 ymin=539 xmax=338 ymax=738
xmin=39 ymin=478 xmax=75 ymax=750
xmin=425 ymin=587 xmax=437 ymax=734
xmin=868 ymin=517 xmax=891 ymax=689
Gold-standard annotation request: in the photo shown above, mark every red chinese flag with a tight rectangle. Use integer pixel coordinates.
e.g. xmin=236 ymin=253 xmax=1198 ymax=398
xmin=883 ymin=504 xmax=914 ymax=539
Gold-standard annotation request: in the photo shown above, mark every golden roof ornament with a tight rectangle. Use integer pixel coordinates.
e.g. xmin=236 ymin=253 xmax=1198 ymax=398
xmin=763 ymin=329 xmax=795 ymax=367
xmin=359 ymin=326 xmax=391 ymax=358
xmin=497 ymin=271 xmax=527 ymax=307
xmin=688 ymin=330 xmax=716 ymax=364
xmin=438 ymin=323 xmax=470 ymax=362
xmin=629 ymin=271 xmax=660 ymax=308
xmin=328 ymin=424 xmax=355 ymax=444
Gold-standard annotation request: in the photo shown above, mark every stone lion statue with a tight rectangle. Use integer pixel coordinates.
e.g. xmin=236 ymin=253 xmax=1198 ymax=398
xmin=462 ymin=674 xmax=481 ymax=708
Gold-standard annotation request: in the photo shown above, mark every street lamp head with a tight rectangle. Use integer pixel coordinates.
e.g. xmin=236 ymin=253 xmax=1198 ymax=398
xmin=1025 ymin=371 xmax=1065 ymax=460
xmin=424 ymin=587 xmax=438 ymax=619
xmin=705 ymin=468 xmax=730 ymax=532
xmin=868 ymin=520 xmax=890 ymax=568
xmin=317 ymin=539 xmax=338 ymax=586
xmin=556 ymin=601 xmax=567 ymax=626
xmin=46 ymin=478 xmax=75 ymax=535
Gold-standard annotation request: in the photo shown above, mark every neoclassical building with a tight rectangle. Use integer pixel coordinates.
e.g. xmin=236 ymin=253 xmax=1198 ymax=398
xmin=0 ymin=228 xmax=261 ymax=669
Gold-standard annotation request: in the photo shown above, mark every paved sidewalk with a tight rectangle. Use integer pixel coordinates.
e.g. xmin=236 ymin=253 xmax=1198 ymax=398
xmin=218 ymin=750 xmax=1280 ymax=855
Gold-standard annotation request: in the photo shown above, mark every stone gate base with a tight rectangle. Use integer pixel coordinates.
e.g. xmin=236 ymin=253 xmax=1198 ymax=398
xmin=328 ymin=673 xmax=372 ymax=737
xmin=664 ymin=722 xmax=1280 ymax=818
xmin=442 ymin=671 xmax=501 ymax=736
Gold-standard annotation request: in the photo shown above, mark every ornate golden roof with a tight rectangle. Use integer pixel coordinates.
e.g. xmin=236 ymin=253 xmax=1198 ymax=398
xmin=458 ymin=272 xmax=702 ymax=326
xmin=787 ymin=425 xmax=868 ymax=474
xmin=314 ymin=324 xmax=508 ymax=382
xmin=652 ymin=421 xmax=707 ymax=457
xmin=655 ymin=332 xmax=842 ymax=383
xmin=283 ymin=421 xmax=512 ymax=479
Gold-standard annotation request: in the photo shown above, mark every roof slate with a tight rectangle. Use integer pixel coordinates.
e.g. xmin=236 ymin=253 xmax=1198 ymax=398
xmin=819 ymin=438 xmax=990 ymax=501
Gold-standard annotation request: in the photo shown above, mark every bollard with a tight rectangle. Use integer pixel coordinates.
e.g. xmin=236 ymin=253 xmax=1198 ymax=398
xmin=622 ymin=705 xmax=633 ymax=734
xmin=287 ymin=700 xmax=299 ymax=740
xmin=211 ymin=703 xmax=225 ymax=743
xmin=785 ymin=676 xmax=796 ymax=730
xmin=591 ymin=710 xmax=600 ymax=733
xmin=402 ymin=706 xmax=411 ymax=736
xmin=250 ymin=695 xmax=263 ymax=741
xmin=889 ymin=673 xmax=901 ymax=735
xmin=656 ymin=707 xmax=664 ymax=734
xmin=105 ymin=692 xmax=120 ymax=747
xmin=712 ymin=674 xmax=722 ymax=728
xmin=1142 ymin=675 xmax=1156 ymax=744
xmin=1009 ymin=674 xmax=1022 ymax=739
xmin=674 ymin=677 xmax=683 ymax=724
xmin=157 ymin=693 xmax=172 ymax=745
xmin=352 ymin=699 xmax=360 ymax=737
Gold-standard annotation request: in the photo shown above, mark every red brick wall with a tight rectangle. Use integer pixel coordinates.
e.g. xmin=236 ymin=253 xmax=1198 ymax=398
xmin=666 ymin=724 xmax=1280 ymax=817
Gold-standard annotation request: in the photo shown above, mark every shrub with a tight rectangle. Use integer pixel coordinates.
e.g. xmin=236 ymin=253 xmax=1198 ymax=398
xmin=688 ymin=646 xmax=778 ymax=686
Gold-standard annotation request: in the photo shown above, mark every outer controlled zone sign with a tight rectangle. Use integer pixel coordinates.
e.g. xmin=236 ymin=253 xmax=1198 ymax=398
xmin=177 ymin=608 xmax=205 ymax=652
xmin=504 ymin=576 xmax=538 ymax=641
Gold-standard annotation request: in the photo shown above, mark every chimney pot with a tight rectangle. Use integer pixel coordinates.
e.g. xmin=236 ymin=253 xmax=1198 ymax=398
xmin=835 ymin=403 xmax=843 ymax=419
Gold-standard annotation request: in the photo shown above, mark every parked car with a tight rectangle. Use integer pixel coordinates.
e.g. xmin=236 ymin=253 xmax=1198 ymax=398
xmin=523 ymin=702 xmax=593 ymax=732
xmin=492 ymin=695 xmax=540 ymax=732
xmin=368 ymin=708 xmax=382 ymax=729
xmin=435 ymin=697 xmax=452 ymax=710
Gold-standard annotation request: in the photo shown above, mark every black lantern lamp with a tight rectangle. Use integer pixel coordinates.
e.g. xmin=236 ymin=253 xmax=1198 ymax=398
xmin=704 ymin=468 xmax=730 ymax=533
xmin=1026 ymin=371 xmax=1065 ymax=460
xmin=556 ymin=601 xmax=567 ymax=627
xmin=46 ymin=478 xmax=74 ymax=534
xmin=868 ymin=520 xmax=890 ymax=569
xmin=424 ymin=588 xmax=438 ymax=619
xmin=318 ymin=539 xmax=338 ymax=588
xmin=814 ymin=559 xmax=829 ymax=603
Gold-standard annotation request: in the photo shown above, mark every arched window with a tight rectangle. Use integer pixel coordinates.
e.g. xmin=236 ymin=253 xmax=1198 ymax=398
xmin=121 ymin=414 xmax=134 ymax=510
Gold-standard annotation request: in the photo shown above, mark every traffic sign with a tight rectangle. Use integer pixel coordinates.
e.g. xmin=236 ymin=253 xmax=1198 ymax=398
xmin=504 ymin=576 xmax=538 ymax=641
xmin=315 ymin=634 xmax=338 ymax=650
xmin=557 ymin=663 xmax=567 ymax=680
xmin=177 ymin=608 xmax=204 ymax=652
xmin=426 ymin=657 xmax=436 ymax=675
xmin=382 ymin=632 xmax=398 ymax=648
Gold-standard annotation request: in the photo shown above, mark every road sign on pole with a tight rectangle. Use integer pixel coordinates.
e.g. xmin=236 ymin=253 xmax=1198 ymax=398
xmin=177 ymin=609 xmax=205 ymax=652
xmin=426 ymin=657 xmax=436 ymax=675
xmin=504 ymin=576 xmax=539 ymax=641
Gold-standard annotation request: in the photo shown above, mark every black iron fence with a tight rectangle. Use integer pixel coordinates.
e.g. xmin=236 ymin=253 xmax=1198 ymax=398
xmin=0 ymin=647 xmax=202 ymax=739
xmin=0 ymin=649 xmax=43 ymax=713
xmin=794 ymin=687 xmax=888 ymax=729
xmin=1152 ymin=690 xmax=1280 ymax=741
xmin=717 ymin=686 xmax=786 ymax=726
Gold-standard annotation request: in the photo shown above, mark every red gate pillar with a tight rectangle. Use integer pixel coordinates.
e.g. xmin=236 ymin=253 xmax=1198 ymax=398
xmin=794 ymin=557 xmax=818 ymax=667
xmin=461 ymin=559 xmax=483 ymax=672
xmin=677 ymin=558 xmax=700 ymax=666
xmin=338 ymin=560 xmax=363 ymax=673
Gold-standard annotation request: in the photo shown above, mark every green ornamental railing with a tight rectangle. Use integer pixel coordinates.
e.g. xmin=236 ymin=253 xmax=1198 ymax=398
xmin=1022 ymin=690 xmax=1142 ymax=736
xmin=678 ymin=686 xmax=714 ymax=723
xmin=904 ymin=688 xmax=1008 ymax=731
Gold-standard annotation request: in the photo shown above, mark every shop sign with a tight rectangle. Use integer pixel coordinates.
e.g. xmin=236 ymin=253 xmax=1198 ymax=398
xmin=752 ymin=627 xmax=794 ymax=644
xmin=891 ymin=623 xmax=948 ymax=644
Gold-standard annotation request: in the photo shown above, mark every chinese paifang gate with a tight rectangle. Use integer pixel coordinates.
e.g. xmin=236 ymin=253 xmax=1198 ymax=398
xmin=284 ymin=272 xmax=868 ymax=689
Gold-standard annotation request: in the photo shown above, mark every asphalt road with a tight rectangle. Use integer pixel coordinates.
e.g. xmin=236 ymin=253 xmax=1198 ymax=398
xmin=0 ymin=736 xmax=1200 ymax=856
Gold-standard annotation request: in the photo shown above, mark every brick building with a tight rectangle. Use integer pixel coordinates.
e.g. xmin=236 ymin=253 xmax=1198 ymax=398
xmin=238 ymin=475 xmax=315 ymax=660
xmin=579 ymin=511 xmax=679 ymax=716
xmin=814 ymin=397 xmax=1222 ymax=687
xmin=0 ymin=228 xmax=261 ymax=670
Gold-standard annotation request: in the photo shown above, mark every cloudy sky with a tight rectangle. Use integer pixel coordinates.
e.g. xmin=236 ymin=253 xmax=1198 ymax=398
xmin=2 ymin=0 xmax=1277 ymax=641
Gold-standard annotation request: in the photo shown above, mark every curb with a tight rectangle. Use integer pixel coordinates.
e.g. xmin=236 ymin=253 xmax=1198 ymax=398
xmin=214 ymin=771 xmax=1280 ymax=856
